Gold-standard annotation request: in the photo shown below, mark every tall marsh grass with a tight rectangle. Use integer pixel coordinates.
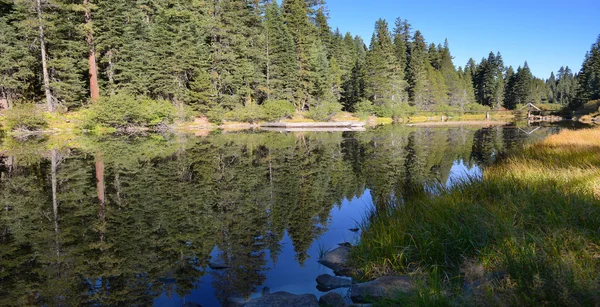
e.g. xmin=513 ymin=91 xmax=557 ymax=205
xmin=351 ymin=127 xmax=600 ymax=306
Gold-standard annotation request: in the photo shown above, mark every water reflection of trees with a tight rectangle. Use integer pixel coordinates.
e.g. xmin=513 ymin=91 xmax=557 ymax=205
xmin=0 ymin=126 xmax=550 ymax=305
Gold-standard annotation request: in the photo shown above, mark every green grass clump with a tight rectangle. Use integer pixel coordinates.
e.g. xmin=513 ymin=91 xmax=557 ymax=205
xmin=351 ymin=127 xmax=600 ymax=306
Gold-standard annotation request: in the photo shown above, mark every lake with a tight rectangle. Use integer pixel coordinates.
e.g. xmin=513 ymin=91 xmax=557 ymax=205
xmin=0 ymin=125 xmax=564 ymax=306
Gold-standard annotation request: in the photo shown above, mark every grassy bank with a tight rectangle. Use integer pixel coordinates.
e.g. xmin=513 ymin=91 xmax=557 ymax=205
xmin=351 ymin=127 xmax=600 ymax=306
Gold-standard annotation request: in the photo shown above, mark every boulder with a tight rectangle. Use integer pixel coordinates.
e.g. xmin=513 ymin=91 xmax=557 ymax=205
xmin=246 ymin=292 xmax=318 ymax=307
xmin=318 ymin=246 xmax=350 ymax=275
xmin=350 ymin=276 xmax=413 ymax=303
xmin=319 ymin=292 xmax=346 ymax=307
xmin=316 ymin=274 xmax=352 ymax=291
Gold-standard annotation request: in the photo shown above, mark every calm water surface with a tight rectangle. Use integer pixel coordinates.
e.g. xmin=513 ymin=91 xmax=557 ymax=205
xmin=0 ymin=125 xmax=562 ymax=306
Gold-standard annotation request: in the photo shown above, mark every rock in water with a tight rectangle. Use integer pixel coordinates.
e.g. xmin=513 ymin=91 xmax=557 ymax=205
xmin=262 ymin=286 xmax=271 ymax=296
xmin=350 ymin=276 xmax=413 ymax=303
xmin=316 ymin=274 xmax=352 ymax=291
xmin=224 ymin=295 xmax=245 ymax=307
xmin=318 ymin=245 xmax=350 ymax=274
xmin=319 ymin=292 xmax=346 ymax=307
xmin=245 ymin=292 xmax=318 ymax=307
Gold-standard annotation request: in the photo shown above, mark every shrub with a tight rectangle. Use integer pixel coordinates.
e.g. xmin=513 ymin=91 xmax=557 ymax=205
xmin=2 ymin=104 xmax=48 ymax=132
xmin=262 ymin=100 xmax=295 ymax=121
xmin=84 ymin=94 xmax=176 ymax=129
xmin=374 ymin=103 xmax=416 ymax=120
xmin=225 ymin=105 xmax=265 ymax=123
xmin=354 ymin=99 xmax=375 ymax=116
xmin=205 ymin=108 xmax=227 ymax=124
xmin=463 ymin=103 xmax=491 ymax=112
xmin=306 ymin=101 xmax=342 ymax=121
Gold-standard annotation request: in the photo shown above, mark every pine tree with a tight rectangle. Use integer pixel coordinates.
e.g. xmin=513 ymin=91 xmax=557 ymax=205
xmin=392 ymin=18 xmax=410 ymax=74
xmin=407 ymin=30 xmax=428 ymax=107
xmin=282 ymin=0 xmax=315 ymax=109
xmin=505 ymin=62 xmax=533 ymax=108
xmin=547 ymin=71 xmax=556 ymax=104
xmin=576 ymin=35 xmax=600 ymax=107
xmin=341 ymin=36 xmax=366 ymax=111
xmin=364 ymin=19 xmax=407 ymax=109
xmin=314 ymin=7 xmax=333 ymax=56
xmin=473 ymin=52 xmax=505 ymax=108
xmin=209 ymin=0 xmax=265 ymax=108
xmin=556 ymin=66 xmax=577 ymax=106
xmin=503 ymin=66 xmax=516 ymax=109
xmin=0 ymin=2 xmax=36 ymax=108
xmin=265 ymin=1 xmax=297 ymax=102
xmin=439 ymin=39 xmax=467 ymax=108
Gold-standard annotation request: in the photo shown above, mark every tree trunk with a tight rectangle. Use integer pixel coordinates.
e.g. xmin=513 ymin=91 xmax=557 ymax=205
xmin=0 ymin=90 xmax=8 ymax=109
xmin=95 ymin=153 xmax=105 ymax=242
xmin=51 ymin=149 xmax=60 ymax=258
xmin=36 ymin=0 xmax=54 ymax=112
xmin=84 ymin=0 xmax=100 ymax=101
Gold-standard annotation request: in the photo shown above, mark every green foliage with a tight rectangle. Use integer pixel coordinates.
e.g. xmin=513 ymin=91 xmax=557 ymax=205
xmin=306 ymin=101 xmax=342 ymax=121
xmin=0 ymin=0 xmax=593 ymax=118
xmin=224 ymin=105 xmax=264 ymax=123
xmin=262 ymin=100 xmax=295 ymax=121
xmin=83 ymin=94 xmax=176 ymax=129
xmin=374 ymin=103 xmax=416 ymax=119
xmin=463 ymin=102 xmax=490 ymax=112
xmin=576 ymin=35 xmax=600 ymax=107
xmin=354 ymin=99 xmax=375 ymax=116
xmin=205 ymin=108 xmax=227 ymax=124
xmin=1 ymin=104 xmax=48 ymax=132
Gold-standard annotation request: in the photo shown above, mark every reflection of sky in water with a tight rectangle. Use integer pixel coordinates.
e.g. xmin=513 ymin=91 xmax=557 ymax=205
xmin=155 ymin=161 xmax=482 ymax=306
xmin=155 ymin=193 xmax=374 ymax=306
xmin=155 ymin=163 xmax=481 ymax=307
xmin=446 ymin=160 xmax=482 ymax=187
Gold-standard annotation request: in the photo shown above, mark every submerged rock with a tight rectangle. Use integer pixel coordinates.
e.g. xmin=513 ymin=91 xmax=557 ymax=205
xmin=224 ymin=295 xmax=245 ymax=307
xmin=350 ymin=276 xmax=413 ymax=303
xmin=319 ymin=292 xmax=346 ymax=307
xmin=208 ymin=262 xmax=230 ymax=270
xmin=316 ymin=274 xmax=352 ymax=291
xmin=246 ymin=292 xmax=318 ymax=307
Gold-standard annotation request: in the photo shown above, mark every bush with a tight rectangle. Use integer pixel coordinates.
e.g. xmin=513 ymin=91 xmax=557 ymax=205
xmin=2 ymin=104 xmax=48 ymax=132
xmin=306 ymin=101 xmax=342 ymax=121
xmin=463 ymin=103 xmax=490 ymax=112
xmin=225 ymin=105 xmax=264 ymax=123
xmin=374 ymin=103 xmax=416 ymax=119
xmin=354 ymin=99 xmax=375 ymax=116
xmin=262 ymin=100 xmax=295 ymax=121
xmin=205 ymin=108 xmax=227 ymax=124
xmin=84 ymin=94 xmax=176 ymax=129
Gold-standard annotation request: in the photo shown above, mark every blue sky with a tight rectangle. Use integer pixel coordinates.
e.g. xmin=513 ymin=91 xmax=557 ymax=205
xmin=324 ymin=0 xmax=600 ymax=78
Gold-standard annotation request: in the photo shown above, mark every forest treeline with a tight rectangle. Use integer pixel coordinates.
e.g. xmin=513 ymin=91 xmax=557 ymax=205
xmin=1 ymin=0 xmax=599 ymax=121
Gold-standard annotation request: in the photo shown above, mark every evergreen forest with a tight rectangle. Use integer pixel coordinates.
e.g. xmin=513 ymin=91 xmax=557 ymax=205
xmin=0 ymin=0 xmax=599 ymax=123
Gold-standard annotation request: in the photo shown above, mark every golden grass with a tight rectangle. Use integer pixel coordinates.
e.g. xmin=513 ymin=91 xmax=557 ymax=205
xmin=352 ymin=126 xmax=600 ymax=305
xmin=542 ymin=127 xmax=600 ymax=148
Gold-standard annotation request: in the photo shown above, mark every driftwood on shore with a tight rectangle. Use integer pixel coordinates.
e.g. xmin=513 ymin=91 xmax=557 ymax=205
xmin=261 ymin=121 xmax=365 ymax=128
xmin=261 ymin=127 xmax=366 ymax=132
